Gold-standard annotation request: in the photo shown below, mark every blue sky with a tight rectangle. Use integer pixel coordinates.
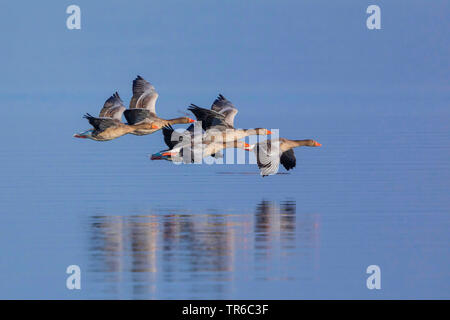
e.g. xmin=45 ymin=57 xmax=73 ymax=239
xmin=0 ymin=1 xmax=448 ymax=118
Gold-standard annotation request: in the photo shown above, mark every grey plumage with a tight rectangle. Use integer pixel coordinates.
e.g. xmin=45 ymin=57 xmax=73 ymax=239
xmin=124 ymin=108 xmax=152 ymax=125
xmin=188 ymin=104 xmax=230 ymax=131
xmin=255 ymin=139 xmax=281 ymax=177
xmin=129 ymin=75 xmax=159 ymax=113
xmin=211 ymin=94 xmax=238 ymax=127
xmin=98 ymin=92 xmax=126 ymax=120
xmin=83 ymin=113 xmax=118 ymax=132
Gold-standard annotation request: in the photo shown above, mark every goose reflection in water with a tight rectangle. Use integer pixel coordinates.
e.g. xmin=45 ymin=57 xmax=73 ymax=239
xmin=87 ymin=200 xmax=320 ymax=299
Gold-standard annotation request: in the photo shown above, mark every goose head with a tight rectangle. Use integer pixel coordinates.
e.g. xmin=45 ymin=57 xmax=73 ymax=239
xmin=306 ymin=140 xmax=322 ymax=147
xmin=254 ymin=128 xmax=272 ymax=135
xmin=150 ymin=150 xmax=177 ymax=161
xmin=73 ymin=129 xmax=94 ymax=139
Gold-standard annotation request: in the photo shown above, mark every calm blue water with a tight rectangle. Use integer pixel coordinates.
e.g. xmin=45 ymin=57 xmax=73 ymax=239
xmin=0 ymin=109 xmax=448 ymax=299
xmin=0 ymin=1 xmax=449 ymax=299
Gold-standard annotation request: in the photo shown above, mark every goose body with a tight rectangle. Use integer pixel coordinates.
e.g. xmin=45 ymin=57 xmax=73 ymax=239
xmin=188 ymin=94 xmax=271 ymax=143
xmin=150 ymin=125 xmax=252 ymax=162
xmin=124 ymin=76 xmax=194 ymax=135
xmin=151 ymin=94 xmax=271 ymax=162
xmin=74 ymin=92 xmax=134 ymax=141
xmin=254 ymin=138 xmax=321 ymax=176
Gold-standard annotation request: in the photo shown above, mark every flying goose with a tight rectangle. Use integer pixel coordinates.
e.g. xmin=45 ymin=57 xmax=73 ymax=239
xmin=73 ymin=92 xmax=134 ymax=141
xmin=124 ymin=76 xmax=194 ymax=135
xmin=150 ymin=125 xmax=252 ymax=162
xmin=254 ymin=138 xmax=321 ymax=176
xmin=188 ymin=94 xmax=272 ymax=143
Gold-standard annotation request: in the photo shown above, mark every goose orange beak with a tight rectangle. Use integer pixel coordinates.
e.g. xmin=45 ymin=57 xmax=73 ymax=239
xmin=244 ymin=143 xmax=252 ymax=151
xmin=314 ymin=141 xmax=322 ymax=147
xmin=267 ymin=130 xmax=272 ymax=135
xmin=151 ymin=151 xmax=171 ymax=160
xmin=188 ymin=118 xmax=195 ymax=123
xmin=151 ymin=124 xmax=159 ymax=129
xmin=162 ymin=152 xmax=177 ymax=157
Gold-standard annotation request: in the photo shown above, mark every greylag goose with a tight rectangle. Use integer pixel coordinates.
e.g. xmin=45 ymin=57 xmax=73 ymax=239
xmin=150 ymin=125 xmax=252 ymax=162
xmin=152 ymin=94 xmax=271 ymax=161
xmin=188 ymin=94 xmax=272 ymax=143
xmin=254 ymin=138 xmax=321 ymax=176
xmin=123 ymin=76 xmax=195 ymax=135
xmin=73 ymin=92 xmax=134 ymax=141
